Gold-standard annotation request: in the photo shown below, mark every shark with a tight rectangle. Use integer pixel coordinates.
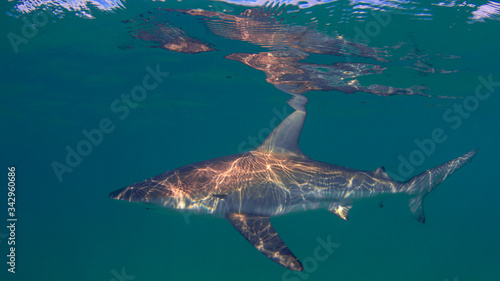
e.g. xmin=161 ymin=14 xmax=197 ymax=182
xmin=109 ymin=95 xmax=477 ymax=271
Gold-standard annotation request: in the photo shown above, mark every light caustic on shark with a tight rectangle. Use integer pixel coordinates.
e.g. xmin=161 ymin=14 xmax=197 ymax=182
xmin=110 ymin=94 xmax=477 ymax=271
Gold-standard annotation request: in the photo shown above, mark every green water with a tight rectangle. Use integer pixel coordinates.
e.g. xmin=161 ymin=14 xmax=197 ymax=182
xmin=1 ymin=0 xmax=499 ymax=280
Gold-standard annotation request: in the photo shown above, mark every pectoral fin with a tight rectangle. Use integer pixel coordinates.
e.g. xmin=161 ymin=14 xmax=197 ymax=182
xmin=225 ymin=212 xmax=303 ymax=271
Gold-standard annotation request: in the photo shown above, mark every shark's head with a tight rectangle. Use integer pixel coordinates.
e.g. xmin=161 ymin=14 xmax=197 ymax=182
xmin=109 ymin=166 xmax=216 ymax=212
xmin=109 ymin=178 xmax=183 ymax=207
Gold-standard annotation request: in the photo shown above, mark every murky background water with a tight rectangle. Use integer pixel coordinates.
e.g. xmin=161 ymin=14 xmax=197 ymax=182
xmin=1 ymin=0 xmax=499 ymax=280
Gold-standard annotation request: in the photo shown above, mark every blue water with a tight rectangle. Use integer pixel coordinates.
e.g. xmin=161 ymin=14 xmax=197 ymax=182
xmin=1 ymin=0 xmax=500 ymax=280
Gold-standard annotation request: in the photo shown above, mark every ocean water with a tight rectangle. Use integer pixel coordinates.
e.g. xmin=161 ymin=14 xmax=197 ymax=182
xmin=1 ymin=0 xmax=499 ymax=280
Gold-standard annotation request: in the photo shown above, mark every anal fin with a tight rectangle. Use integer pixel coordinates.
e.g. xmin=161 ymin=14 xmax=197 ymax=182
xmin=226 ymin=212 xmax=303 ymax=271
xmin=328 ymin=202 xmax=353 ymax=221
xmin=408 ymin=195 xmax=425 ymax=223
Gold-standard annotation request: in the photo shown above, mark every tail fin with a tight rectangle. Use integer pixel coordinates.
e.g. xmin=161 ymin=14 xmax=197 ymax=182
xmin=402 ymin=149 xmax=478 ymax=223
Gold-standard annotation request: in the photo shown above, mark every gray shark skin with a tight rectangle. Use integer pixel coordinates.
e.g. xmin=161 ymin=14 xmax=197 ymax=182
xmin=109 ymin=95 xmax=477 ymax=271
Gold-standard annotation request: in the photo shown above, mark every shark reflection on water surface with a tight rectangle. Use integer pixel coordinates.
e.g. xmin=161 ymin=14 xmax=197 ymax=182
xmin=226 ymin=50 xmax=427 ymax=96
xmin=125 ymin=15 xmax=215 ymax=53
xmin=173 ymin=8 xmax=382 ymax=60
xmin=122 ymin=7 xmax=460 ymax=97
xmin=110 ymin=95 xmax=477 ymax=271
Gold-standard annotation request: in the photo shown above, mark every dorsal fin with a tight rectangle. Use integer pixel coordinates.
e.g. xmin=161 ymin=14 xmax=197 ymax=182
xmin=373 ymin=166 xmax=391 ymax=179
xmin=257 ymin=94 xmax=308 ymax=156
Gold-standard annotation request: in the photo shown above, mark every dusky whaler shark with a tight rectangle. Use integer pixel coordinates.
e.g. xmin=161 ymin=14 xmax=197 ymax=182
xmin=110 ymin=95 xmax=477 ymax=271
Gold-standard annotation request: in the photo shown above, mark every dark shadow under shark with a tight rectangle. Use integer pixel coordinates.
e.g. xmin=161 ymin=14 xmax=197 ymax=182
xmin=110 ymin=95 xmax=477 ymax=271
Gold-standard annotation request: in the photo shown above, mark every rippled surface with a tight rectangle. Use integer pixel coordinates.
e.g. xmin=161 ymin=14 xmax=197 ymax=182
xmin=9 ymin=0 xmax=500 ymax=24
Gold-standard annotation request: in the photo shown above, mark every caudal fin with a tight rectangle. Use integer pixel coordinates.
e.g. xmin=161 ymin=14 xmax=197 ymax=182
xmin=402 ymin=149 xmax=478 ymax=223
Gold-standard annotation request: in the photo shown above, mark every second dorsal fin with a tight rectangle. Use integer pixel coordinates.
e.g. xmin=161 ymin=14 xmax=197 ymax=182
xmin=373 ymin=166 xmax=391 ymax=179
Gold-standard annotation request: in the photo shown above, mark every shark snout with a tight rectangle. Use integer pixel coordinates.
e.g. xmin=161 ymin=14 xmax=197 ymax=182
xmin=109 ymin=187 xmax=127 ymax=200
